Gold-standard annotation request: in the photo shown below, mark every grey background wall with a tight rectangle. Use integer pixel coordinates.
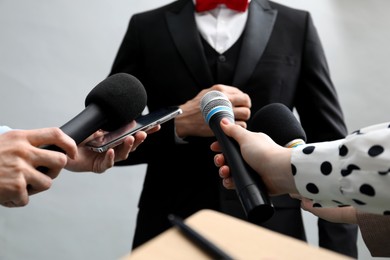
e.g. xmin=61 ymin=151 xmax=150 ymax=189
xmin=0 ymin=1 xmax=389 ymax=259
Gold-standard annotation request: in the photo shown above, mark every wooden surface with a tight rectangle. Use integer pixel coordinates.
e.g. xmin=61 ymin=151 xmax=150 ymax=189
xmin=121 ymin=209 xmax=352 ymax=260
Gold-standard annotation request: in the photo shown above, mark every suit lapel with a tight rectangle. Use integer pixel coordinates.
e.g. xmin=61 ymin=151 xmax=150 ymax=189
xmin=233 ymin=0 xmax=278 ymax=87
xmin=165 ymin=0 xmax=214 ymax=89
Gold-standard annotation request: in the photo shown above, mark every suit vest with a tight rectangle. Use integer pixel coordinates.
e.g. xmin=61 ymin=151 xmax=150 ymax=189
xmin=201 ymin=34 xmax=244 ymax=85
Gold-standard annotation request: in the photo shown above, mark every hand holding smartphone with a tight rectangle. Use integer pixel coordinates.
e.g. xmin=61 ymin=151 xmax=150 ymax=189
xmin=86 ymin=106 xmax=182 ymax=153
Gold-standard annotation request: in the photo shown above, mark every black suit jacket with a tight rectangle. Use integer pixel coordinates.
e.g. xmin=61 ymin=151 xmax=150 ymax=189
xmin=110 ymin=0 xmax=357 ymax=256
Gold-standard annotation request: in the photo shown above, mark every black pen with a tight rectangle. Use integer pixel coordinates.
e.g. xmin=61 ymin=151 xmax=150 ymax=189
xmin=168 ymin=214 xmax=234 ymax=260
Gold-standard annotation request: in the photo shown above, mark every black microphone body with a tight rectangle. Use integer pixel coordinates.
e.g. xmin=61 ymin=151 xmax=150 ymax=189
xmin=42 ymin=104 xmax=108 ymax=154
xmin=201 ymin=91 xmax=274 ymax=224
xmin=59 ymin=103 xmax=106 ymax=145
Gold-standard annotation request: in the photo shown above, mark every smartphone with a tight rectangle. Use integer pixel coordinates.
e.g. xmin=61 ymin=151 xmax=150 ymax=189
xmin=86 ymin=106 xmax=182 ymax=153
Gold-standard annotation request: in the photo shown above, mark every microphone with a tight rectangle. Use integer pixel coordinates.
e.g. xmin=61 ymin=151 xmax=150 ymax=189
xmin=249 ymin=103 xmax=306 ymax=147
xmin=60 ymin=73 xmax=147 ymax=144
xmin=200 ymin=91 xmax=274 ymax=224
xmin=40 ymin=73 xmax=147 ymax=169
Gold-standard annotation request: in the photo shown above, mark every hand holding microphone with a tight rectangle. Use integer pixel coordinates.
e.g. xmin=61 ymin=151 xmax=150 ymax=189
xmin=211 ymin=103 xmax=306 ymax=197
xmin=3 ymin=73 xmax=149 ymax=206
xmin=201 ymin=91 xmax=274 ymax=224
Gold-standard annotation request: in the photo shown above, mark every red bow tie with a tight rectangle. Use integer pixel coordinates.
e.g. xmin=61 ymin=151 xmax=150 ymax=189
xmin=195 ymin=0 xmax=249 ymax=12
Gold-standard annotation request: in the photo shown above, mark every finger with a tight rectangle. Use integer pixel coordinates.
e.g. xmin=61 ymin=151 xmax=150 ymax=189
xmin=211 ymin=84 xmax=245 ymax=96
xmin=213 ymin=153 xmax=225 ymax=167
xmin=289 ymin=193 xmax=303 ymax=200
xmin=2 ymin=201 xmax=17 ymax=207
xmin=221 ymin=119 xmax=255 ymax=146
xmin=218 ymin=165 xmax=230 ymax=178
xmin=82 ymin=130 xmax=106 ymax=143
xmin=210 ymin=141 xmax=222 ymax=152
xmin=25 ymin=168 xmax=53 ymax=195
xmin=145 ymin=125 xmax=160 ymax=134
xmin=94 ymin=149 xmax=115 ymax=173
xmin=214 ymin=86 xmax=251 ymax=108
xmin=229 ymin=92 xmax=251 ymax=108
xmin=232 ymin=107 xmax=251 ymax=121
xmin=0 ymin=178 xmax=30 ymax=207
xmin=2 ymin=197 xmax=29 ymax=208
xmin=219 ymin=118 xmax=247 ymax=141
xmin=132 ymin=131 xmax=147 ymax=151
xmin=30 ymin=147 xmax=68 ymax=178
xmin=28 ymin=128 xmax=78 ymax=159
xmin=300 ymin=198 xmax=315 ymax=211
xmin=234 ymin=121 xmax=247 ymax=129
xmin=113 ymin=136 xmax=134 ymax=161
xmin=222 ymin=177 xmax=235 ymax=189
xmin=210 ymin=85 xmax=251 ymax=106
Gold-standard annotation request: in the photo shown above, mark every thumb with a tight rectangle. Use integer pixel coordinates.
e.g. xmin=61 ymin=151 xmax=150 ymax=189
xmin=220 ymin=118 xmax=246 ymax=140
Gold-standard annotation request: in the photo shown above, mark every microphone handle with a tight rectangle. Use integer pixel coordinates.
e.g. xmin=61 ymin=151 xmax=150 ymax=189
xmin=60 ymin=103 xmax=107 ymax=144
xmin=210 ymin=116 xmax=274 ymax=224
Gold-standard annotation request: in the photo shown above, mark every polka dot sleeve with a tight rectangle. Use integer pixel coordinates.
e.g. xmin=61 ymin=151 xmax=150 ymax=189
xmin=291 ymin=122 xmax=390 ymax=215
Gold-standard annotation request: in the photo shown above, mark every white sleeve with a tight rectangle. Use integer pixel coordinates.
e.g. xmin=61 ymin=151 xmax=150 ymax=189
xmin=0 ymin=126 xmax=12 ymax=134
xmin=291 ymin=122 xmax=390 ymax=215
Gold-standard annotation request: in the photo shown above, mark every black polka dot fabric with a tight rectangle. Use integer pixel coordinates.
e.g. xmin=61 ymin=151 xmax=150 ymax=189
xmin=291 ymin=122 xmax=390 ymax=215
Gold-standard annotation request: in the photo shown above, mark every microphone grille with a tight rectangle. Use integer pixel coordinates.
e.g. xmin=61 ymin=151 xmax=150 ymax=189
xmin=200 ymin=91 xmax=233 ymax=124
xmin=85 ymin=73 xmax=147 ymax=131
xmin=249 ymin=103 xmax=307 ymax=146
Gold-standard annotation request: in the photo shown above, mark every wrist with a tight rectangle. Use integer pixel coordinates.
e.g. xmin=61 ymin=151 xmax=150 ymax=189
xmin=273 ymin=147 xmax=299 ymax=195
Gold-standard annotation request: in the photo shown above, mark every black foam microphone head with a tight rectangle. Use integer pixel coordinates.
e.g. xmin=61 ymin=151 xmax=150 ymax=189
xmin=249 ymin=103 xmax=306 ymax=146
xmin=85 ymin=73 xmax=147 ymax=131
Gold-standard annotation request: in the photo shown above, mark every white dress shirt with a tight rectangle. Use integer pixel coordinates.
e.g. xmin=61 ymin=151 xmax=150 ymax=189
xmin=193 ymin=0 xmax=250 ymax=54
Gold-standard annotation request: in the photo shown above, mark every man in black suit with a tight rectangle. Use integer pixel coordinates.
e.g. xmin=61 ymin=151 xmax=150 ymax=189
xmin=110 ymin=0 xmax=358 ymax=257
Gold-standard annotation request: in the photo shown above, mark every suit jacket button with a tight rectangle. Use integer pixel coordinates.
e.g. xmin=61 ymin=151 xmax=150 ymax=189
xmin=218 ymin=55 xmax=226 ymax=62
